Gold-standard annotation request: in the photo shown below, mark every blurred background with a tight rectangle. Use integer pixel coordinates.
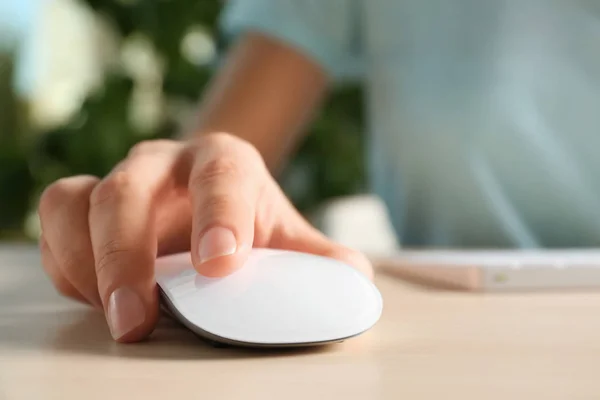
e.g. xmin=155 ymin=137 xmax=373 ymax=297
xmin=0 ymin=0 xmax=368 ymax=242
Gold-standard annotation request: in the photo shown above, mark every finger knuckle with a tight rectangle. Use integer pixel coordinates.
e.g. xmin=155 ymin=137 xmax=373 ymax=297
xmin=202 ymin=193 xmax=232 ymax=215
xmin=94 ymin=239 xmax=132 ymax=277
xmin=201 ymin=132 xmax=262 ymax=159
xmin=127 ymin=140 xmax=154 ymax=158
xmin=193 ymin=157 xmax=240 ymax=187
xmin=39 ymin=178 xmax=75 ymax=216
xmin=90 ymin=171 xmax=134 ymax=208
xmin=39 ymin=175 xmax=99 ymax=216
xmin=201 ymin=131 xmax=237 ymax=147
xmin=128 ymin=139 xmax=174 ymax=158
xmin=195 ymin=194 xmax=235 ymax=229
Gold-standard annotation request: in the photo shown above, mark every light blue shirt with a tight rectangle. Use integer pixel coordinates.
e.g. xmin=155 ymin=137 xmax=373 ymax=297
xmin=221 ymin=0 xmax=600 ymax=248
xmin=0 ymin=0 xmax=43 ymax=95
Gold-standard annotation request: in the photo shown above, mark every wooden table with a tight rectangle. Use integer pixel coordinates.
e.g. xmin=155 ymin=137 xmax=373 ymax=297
xmin=1 ymin=244 xmax=599 ymax=399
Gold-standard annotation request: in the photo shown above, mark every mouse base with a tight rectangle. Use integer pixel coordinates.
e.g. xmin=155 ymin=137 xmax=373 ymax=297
xmin=192 ymin=332 xmax=345 ymax=350
xmin=159 ymin=289 xmax=356 ymax=349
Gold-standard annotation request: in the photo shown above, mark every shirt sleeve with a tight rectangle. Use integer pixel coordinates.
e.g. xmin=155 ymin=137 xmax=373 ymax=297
xmin=219 ymin=0 xmax=364 ymax=82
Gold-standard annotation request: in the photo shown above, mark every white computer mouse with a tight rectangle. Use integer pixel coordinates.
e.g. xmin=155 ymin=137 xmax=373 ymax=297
xmin=155 ymin=248 xmax=383 ymax=348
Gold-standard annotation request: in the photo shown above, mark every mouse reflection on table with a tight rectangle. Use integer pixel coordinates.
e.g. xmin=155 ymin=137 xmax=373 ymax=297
xmin=155 ymin=249 xmax=383 ymax=348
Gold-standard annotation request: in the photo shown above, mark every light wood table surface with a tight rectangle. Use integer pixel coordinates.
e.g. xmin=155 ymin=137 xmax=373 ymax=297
xmin=1 ymin=244 xmax=599 ymax=400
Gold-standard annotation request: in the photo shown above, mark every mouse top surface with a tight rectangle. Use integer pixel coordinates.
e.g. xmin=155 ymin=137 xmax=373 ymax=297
xmin=155 ymin=248 xmax=383 ymax=346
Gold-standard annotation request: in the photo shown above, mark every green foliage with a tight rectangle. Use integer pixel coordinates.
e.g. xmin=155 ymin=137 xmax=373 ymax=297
xmin=84 ymin=0 xmax=221 ymax=100
xmin=32 ymin=74 xmax=174 ymax=190
xmin=284 ymin=85 xmax=366 ymax=210
xmin=0 ymin=53 xmax=35 ymax=238
xmin=0 ymin=0 xmax=365 ymax=238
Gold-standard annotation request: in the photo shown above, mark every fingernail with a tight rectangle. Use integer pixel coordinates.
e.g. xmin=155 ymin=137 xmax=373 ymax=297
xmin=199 ymin=227 xmax=237 ymax=263
xmin=107 ymin=287 xmax=145 ymax=340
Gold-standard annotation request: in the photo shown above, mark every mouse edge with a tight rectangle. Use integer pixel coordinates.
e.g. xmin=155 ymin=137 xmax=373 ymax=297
xmin=157 ymin=288 xmax=379 ymax=349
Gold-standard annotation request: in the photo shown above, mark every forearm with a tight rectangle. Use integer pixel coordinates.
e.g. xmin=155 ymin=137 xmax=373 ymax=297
xmin=185 ymin=32 xmax=328 ymax=173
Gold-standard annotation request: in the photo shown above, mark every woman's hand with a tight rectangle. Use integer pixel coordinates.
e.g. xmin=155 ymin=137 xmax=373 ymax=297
xmin=37 ymin=133 xmax=372 ymax=343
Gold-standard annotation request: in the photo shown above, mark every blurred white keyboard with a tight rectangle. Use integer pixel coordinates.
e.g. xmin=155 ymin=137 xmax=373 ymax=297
xmin=379 ymin=249 xmax=600 ymax=291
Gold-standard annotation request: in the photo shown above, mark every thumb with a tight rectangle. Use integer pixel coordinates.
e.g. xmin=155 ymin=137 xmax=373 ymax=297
xmin=270 ymin=207 xmax=374 ymax=280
